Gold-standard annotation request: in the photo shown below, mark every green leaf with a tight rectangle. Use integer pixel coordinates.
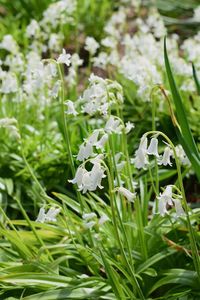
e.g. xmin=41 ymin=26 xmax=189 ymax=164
xmin=100 ymin=250 xmax=128 ymax=300
xmin=53 ymin=192 xmax=81 ymax=214
xmin=192 ymin=63 xmax=200 ymax=95
xmin=0 ymin=273 xmax=72 ymax=288
xmin=148 ymin=269 xmax=199 ymax=295
xmin=0 ymin=229 xmax=33 ymax=260
xmin=22 ymin=286 xmax=111 ymax=300
xmin=136 ymin=249 xmax=175 ymax=274
xmin=164 ymin=37 xmax=200 ymax=180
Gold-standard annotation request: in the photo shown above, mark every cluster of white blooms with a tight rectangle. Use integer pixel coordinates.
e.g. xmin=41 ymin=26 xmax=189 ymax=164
xmin=69 ymin=157 xmax=106 ymax=194
xmin=155 ymin=185 xmax=185 ymax=217
xmin=0 ymin=72 xmax=18 ymax=94
xmin=133 ymin=135 xmax=191 ymax=171
xmin=70 ymin=109 xmax=133 ymax=194
xmin=181 ymin=32 xmax=200 ymax=65
xmin=91 ymin=3 xmax=200 ymax=103
xmin=193 ymin=6 xmax=200 ymax=21
xmin=0 ymin=35 xmax=18 ymax=53
xmin=25 ymin=0 xmax=77 ymax=53
xmin=77 ymin=130 xmax=102 ymax=161
xmin=85 ymin=37 xmax=99 ymax=56
xmin=26 ymin=20 xmax=40 ymax=38
xmin=82 ymin=212 xmax=109 ymax=229
xmin=23 ymin=53 xmax=59 ymax=100
xmin=36 ymin=206 xmax=61 ymax=223
xmin=133 ymin=135 xmax=173 ymax=169
xmin=135 ymin=8 xmax=166 ymax=38
xmin=0 ymin=117 xmax=20 ymax=139
xmin=79 ymin=74 xmax=124 ymax=116
xmin=57 ymin=49 xmax=71 ymax=66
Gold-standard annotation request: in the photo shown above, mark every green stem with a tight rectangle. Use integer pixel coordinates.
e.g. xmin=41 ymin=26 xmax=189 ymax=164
xmin=57 ymin=64 xmax=85 ymax=211
xmin=108 ymin=136 xmax=135 ymax=265
xmin=151 ymin=87 xmax=159 ymax=201
xmin=122 ymin=129 xmax=148 ymax=260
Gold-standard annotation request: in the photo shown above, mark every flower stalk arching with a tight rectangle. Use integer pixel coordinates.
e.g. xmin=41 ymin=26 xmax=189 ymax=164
xmin=150 ymin=86 xmax=160 ymax=198
xmin=144 ymin=130 xmax=200 ymax=280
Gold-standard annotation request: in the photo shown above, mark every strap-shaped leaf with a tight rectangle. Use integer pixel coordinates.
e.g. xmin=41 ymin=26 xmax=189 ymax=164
xmin=192 ymin=63 xmax=200 ymax=95
xmin=164 ymin=38 xmax=200 ymax=181
xmin=164 ymin=38 xmax=200 ymax=160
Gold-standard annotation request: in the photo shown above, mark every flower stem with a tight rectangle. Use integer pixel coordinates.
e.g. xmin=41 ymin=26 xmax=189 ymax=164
xmin=57 ymin=63 xmax=85 ymax=211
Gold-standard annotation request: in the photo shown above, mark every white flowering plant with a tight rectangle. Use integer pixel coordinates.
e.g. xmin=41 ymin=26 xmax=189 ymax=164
xmin=0 ymin=1 xmax=200 ymax=300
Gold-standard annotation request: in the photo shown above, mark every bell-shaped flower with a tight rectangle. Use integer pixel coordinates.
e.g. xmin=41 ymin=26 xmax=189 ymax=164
xmin=125 ymin=121 xmax=135 ymax=134
xmin=133 ymin=147 xmax=148 ymax=169
xmin=84 ymin=221 xmax=96 ymax=229
xmin=35 ymin=207 xmax=46 ymax=223
xmin=57 ymin=49 xmax=71 ymax=66
xmin=77 ymin=142 xmax=94 ymax=161
xmin=99 ymin=214 xmax=109 ymax=225
xmin=139 ymin=135 xmax=148 ymax=151
xmin=157 ymin=185 xmax=175 ymax=216
xmin=82 ymin=212 xmax=97 ymax=220
xmin=64 ymin=100 xmax=78 ymax=116
xmin=36 ymin=207 xmax=60 ymax=223
xmin=157 ymin=197 xmax=168 ymax=216
xmin=117 ymin=187 xmax=136 ymax=202
xmin=68 ymin=166 xmax=86 ymax=188
xmin=95 ymin=133 xmax=108 ymax=150
xmin=87 ymin=130 xmax=99 ymax=145
xmin=105 ymin=116 xmax=122 ymax=134
xmin=174 ymin=145 xmax=190 ymax=166
xmin=159 ymin=146 xmax=172 ymax=166
xmin=133 ymin=135 xmax=149 ymax=169
xmin=85 ymin=37 xmax=99 ymax=55
xmin=147 ymin=137 xmax=159 ymax=157
xmin=45 ymin=207 xmax=61 ymax=222
xmin=90 ymin=162 xmax=106 ymax=191
xmin=173 ymin=198 xmax=185 ymax=217
xmin=158 ymin=185 xmax=173 ymax=206
xmin=81 ymin=172 xmax=92 ymax=193
xmin=90 ymin=154 xmax=104 ymax=164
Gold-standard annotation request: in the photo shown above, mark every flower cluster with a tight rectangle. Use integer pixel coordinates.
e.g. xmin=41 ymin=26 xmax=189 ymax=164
xmin=82 ymin=212 xmax=109 ymax=229
xmin=36 ymin=206 xmax=61 ymax=223
xmin=69 ymin=157 xmax=106 ymax=194
xmin=133 ymin=135 xmax=174 ymax=169
xmin=79 ymin=74 xmax=124 ymax=116
xmin=0 ymin=118 xmax=20 ymax=140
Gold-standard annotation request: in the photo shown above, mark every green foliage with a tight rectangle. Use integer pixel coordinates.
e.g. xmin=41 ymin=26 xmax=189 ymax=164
xmin=164 ymin=38 xmax=200 ymax=181
xmin=0 ymin=1 xmax=200 ymax=299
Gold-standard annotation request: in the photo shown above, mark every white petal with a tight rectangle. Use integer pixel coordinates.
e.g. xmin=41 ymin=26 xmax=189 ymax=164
xmin=35 ymin=207 xmax=46 ymax=223
xmin=147 ymin=137 xmax=159 ymax=157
